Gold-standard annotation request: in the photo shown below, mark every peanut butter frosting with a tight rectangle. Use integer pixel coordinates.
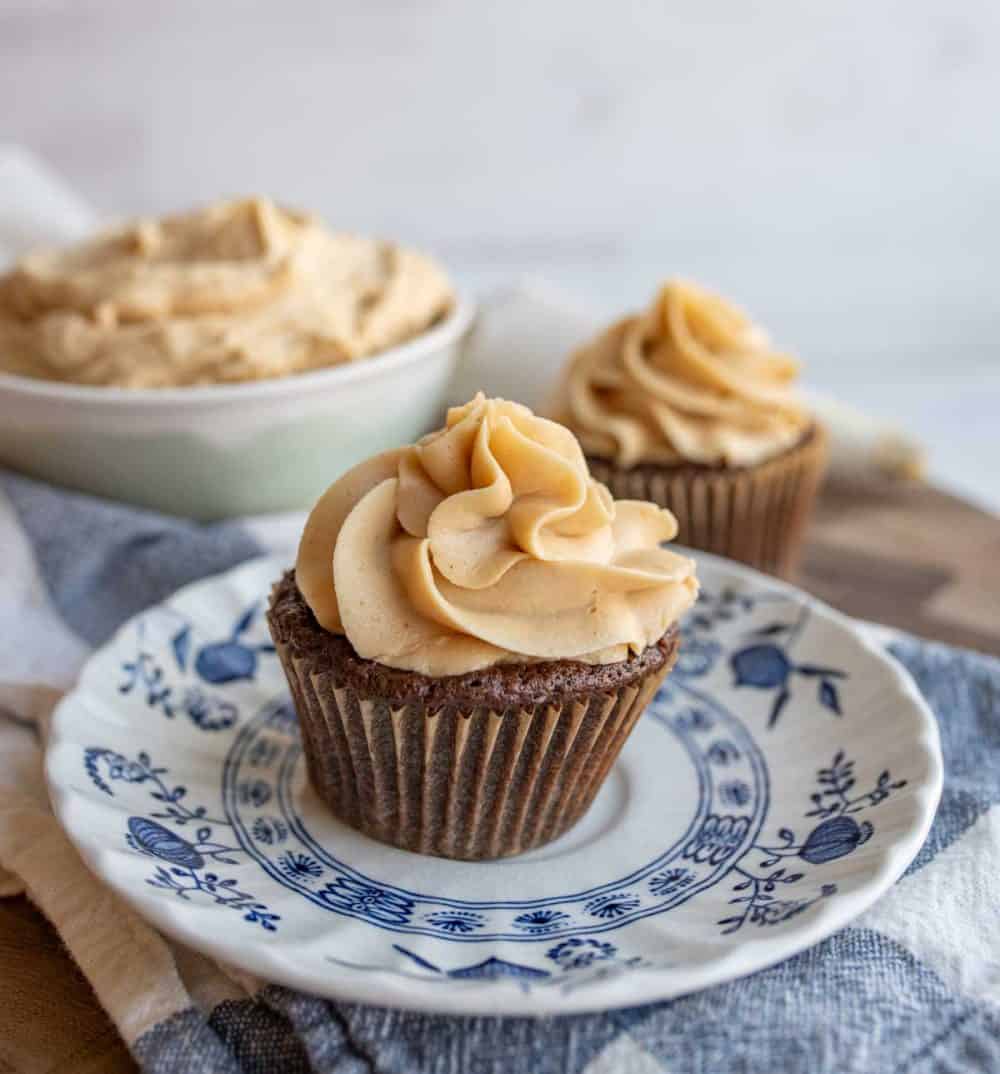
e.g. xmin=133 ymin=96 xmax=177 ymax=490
xmin=0 ymin=197 xmax=454 ymax=388
xmin=296 ymin=394 xmax=698 ymax=677
xmin=553 ymin=280 xmax=811 ymax=468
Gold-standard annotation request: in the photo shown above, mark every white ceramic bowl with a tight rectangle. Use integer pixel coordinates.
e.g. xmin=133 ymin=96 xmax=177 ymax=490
xmin=0 ymin=297 xmax=474 ymax=520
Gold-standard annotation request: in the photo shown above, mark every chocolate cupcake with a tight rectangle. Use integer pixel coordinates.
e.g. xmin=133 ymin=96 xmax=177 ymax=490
xmin=550 ymin=281 xmax=827 ymax=576
xmin=268 ymin=394 xmax=698 ymax=860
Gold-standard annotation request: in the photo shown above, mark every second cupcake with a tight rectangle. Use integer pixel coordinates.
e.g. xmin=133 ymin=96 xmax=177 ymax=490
xmin=268 ymin=394 xmax=698 ymax=860
xmin=550 ymin=280 xmax=827 ymax=576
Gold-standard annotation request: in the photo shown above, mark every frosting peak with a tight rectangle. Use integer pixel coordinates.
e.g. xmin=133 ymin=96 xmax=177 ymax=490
xmin=296 ymin=394 xmax=698 ymax=676
xmin=555 ymin=280 xmax=810 ymax=468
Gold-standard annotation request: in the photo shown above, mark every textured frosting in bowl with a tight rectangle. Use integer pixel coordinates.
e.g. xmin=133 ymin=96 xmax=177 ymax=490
xmin=0 ymin=197 xmax=453 ymax=388
xmin=552 ymin=280 xmax=810 ymax=468
xmin=296 ymin=394 xmax=698 ymax=676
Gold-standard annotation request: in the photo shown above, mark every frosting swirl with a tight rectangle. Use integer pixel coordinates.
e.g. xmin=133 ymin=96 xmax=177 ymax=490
xmin=296 ymin=394 xmax=698 ymax=676
xmin=554 ymin=280 xmax=810 ymax=468
xmin=0 ymin=197 xmax=453 ymax=388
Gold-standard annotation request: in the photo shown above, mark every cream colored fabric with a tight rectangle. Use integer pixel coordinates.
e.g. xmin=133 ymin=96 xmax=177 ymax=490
xmin=0 ymin=689 xmax=190 ymax=1043
xmin=297 ymin=394 xmax=698 ymax=676
xmin=553 ymin=280 xmax=811 ymax=468
xmin=0 ymin=683 xmax=261 ymax=1050
xmin=0 ymin=197 xmax=454 ymax=387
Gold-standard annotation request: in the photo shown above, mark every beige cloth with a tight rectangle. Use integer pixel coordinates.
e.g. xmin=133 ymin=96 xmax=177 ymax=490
xmin=0 ymin=685 xmax=259 ymax=1050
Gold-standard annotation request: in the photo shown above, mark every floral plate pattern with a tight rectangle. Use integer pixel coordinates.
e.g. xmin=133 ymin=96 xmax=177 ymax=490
xmin=46 ymin=553 xmax=942 ymax=1015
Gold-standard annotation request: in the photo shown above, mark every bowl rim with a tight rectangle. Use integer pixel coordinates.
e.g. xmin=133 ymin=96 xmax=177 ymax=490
xmin=0 ymin=293 xmax=475 ymax=408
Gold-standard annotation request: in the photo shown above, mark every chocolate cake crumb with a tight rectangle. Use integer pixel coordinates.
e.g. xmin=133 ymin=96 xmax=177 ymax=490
xmin=267 ymin=570 xmax=680 ymax=713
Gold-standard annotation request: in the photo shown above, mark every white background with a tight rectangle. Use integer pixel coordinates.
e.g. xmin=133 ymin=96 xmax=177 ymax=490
xmin=2 ymin=0 xmax=998 ymax=508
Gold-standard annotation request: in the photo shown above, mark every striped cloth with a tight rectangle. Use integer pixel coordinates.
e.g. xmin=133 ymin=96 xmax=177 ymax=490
xmin=1 ymin=470 xmax=999 ymax=1074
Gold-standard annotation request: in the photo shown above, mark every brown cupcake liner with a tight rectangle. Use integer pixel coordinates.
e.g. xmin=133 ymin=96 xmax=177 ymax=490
xmin=273 ymin=637 xmax=677 ymax=861
xmin=588 ymin=424 xmax=827 ymax=577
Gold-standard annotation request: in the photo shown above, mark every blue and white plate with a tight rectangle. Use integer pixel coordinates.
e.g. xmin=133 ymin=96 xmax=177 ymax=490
xmin=46 ymin=553 xmax=942 ymax=1015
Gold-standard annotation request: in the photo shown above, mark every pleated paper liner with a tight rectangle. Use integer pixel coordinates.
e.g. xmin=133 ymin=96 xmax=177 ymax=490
xmin=588 ymin=424 xmax=828 ymax=578
xmin=272 ymin=637 xmax=678 ymax=861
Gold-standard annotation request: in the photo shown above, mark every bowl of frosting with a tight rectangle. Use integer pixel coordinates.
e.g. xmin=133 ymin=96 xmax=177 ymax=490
xmin=0 ymin=197 xmax=472 ymax=519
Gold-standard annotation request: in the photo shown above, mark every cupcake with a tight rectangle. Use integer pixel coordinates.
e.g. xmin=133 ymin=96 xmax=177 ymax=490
xmin=268 ymin=394 xmax=698 ymax=860
xmin=550 ymin=280 xmax=827 ymax=576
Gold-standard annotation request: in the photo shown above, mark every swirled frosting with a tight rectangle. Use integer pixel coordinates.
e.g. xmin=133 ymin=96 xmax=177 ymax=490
xmin=0 ymin=197 xmax=453 ymax=388
xmin=296 ymin=394 xmax=698 ymax=676
xmin=553 ymin=280 xmax=810 ymax=468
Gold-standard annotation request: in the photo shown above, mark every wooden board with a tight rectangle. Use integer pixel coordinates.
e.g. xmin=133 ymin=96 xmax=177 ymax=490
xmin=2 ymin=483 xmax=997 ymax=1073
xmin=0 ymin=898 xmax=134 ymax=1074
xmin=800 ymin=484 xmax=1000 ymax=657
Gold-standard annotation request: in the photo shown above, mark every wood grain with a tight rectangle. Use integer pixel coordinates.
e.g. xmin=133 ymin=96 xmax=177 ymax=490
xmin=0 ymin=899 xmax=135 ymax=1074
xmin=0 ymin=482 xmax=996 ymax=1072
xmin=799 ymin=484 xmax=1000 ymax=656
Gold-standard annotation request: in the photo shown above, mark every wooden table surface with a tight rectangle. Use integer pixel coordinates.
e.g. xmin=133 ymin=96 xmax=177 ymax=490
xmin=2 ymin=482 xmax=997 ymax=1074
